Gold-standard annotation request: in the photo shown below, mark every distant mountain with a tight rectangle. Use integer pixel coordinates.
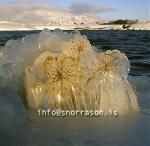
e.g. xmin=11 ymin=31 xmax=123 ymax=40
xmin=0 ymin=2 xmax=103 ymax=30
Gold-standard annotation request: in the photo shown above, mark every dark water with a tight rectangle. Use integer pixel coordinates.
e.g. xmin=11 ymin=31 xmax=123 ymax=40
xmin=0 ymin=30 xmax=150 ymax=76
xmin=0 ymin=30 xmax=149 ymax=146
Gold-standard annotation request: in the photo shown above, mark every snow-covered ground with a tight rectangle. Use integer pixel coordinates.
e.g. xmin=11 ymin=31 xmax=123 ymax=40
xmin=0 ymin=21 xmax=150 ymax=31
xmin=0 ymin=21 xmax=103 ymax=31
xmin=130 ymin=22 xmax=150 ymax=30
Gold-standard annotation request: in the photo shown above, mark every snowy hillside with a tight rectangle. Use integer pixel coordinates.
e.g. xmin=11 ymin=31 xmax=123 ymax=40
xmin=0 ymin=2 xmax=103 ymax=30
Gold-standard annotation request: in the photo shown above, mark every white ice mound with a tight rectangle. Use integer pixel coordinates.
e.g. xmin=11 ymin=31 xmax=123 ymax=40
xmin=0 ymin=29 xmax=140 ymax=115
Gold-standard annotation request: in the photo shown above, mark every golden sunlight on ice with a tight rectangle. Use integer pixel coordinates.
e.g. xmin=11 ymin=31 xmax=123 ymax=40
xmin=0 ymin=29 xmax=140 ymax=115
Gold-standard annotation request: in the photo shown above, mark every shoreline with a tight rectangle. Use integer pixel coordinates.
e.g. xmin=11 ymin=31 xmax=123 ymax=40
xmin=0 ymin=23 xmax=150 ymax=31
xmin=0 ymin=28 xmax=150 ymax=32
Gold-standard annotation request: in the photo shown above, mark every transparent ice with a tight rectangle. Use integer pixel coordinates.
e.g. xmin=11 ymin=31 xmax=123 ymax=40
xmin=0 ymin=29 xmax=140 ymax=115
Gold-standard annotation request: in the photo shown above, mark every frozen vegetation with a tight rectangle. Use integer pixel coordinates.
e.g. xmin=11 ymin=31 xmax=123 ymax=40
xmin=0 ymin=29 xmax=140 ymax=115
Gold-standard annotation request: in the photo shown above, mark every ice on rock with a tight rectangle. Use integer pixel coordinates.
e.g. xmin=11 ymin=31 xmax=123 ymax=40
xmin=0 ymin=29 xmax=140 ymax=115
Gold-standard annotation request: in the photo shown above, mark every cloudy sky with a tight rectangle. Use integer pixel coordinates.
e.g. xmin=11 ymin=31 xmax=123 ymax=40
xmin=0 ymin=0 xmax=149 ymax=23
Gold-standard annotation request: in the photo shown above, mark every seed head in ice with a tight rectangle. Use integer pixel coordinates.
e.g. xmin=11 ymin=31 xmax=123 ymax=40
xmin=87 ymin=50 xmax=129 ymax=83
xmin=70 ymin=36 xmax=91 ymax=61
xmin=43 ymin=55 xmax=84 ymax=97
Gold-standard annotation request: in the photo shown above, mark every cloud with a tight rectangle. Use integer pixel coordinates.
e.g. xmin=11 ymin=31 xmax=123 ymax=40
xmin=69 ymin=2 xmax=116 ymax=14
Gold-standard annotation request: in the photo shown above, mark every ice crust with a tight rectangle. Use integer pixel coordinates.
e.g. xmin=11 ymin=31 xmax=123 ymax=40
xmin=0 ymin=87 xmax=27 ymax=126
xmin=0 ymin=29 xmax=140 ymax=115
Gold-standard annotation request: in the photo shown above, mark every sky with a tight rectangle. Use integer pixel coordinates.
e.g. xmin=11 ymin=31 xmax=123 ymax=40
xmin=0 ymin=0 xmax=149 ymax=21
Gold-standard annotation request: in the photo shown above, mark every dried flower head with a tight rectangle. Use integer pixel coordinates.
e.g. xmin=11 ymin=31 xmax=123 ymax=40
xmin=87 ymin=50 xmax=129 ymax=83
xmin=70 ymin=36 xmax=91 ymax=61
xmin=96 ymin=52 xmax=114 ymax=75
xmin=43 ymin=55 xmax=84 ymax=97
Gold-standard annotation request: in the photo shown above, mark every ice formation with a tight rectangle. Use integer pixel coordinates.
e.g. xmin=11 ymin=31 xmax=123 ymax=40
xmin=0 ymin=29 xmax=140 ymax=115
